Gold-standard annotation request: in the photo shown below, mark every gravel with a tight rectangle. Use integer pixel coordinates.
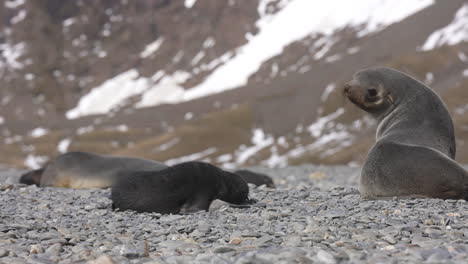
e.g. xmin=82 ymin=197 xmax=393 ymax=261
xmin=1 ymin=164 xmax=467 ymax=263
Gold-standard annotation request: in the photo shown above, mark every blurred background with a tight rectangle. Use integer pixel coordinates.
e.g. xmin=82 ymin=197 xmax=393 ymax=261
xmin=0 ymin=0 xmax=467 ymax=169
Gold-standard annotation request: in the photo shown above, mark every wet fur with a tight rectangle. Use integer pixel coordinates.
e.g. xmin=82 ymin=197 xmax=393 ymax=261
xmin=111 ymin=161 xmax=252 ymax=214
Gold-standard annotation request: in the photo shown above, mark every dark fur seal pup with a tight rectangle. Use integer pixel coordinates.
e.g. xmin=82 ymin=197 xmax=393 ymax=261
xmin=111 ymin=161 xmax=253 ymax=214
xmin=20 ymin=151 xmax=168 ymax=188
xmin=235 ymin=169 xmax=275 ymax=188
xmin=344 ymin=66 xmax=468 ymax=200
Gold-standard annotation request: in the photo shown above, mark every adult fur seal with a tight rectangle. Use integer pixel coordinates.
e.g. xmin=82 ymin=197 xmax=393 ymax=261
xmin=19 ymin=152 xmax=275 ymax=189
xmin=111 ymin=161 xmax=253 ymax=214
xmin=234 ymin=169 xmax=275 ymax=188
xmin=20 ymin=151 xmax=167 ymax=188
xmin=344 ymin=66 xmax=468 ymax=200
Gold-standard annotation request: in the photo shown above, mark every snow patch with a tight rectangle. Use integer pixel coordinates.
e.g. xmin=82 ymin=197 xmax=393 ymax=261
xmin=0 ymin=42 xmax=26 ymax=69
xmin=308 ymin=108 xmax=345 ymax=137
xmin=0 ymin=116 xmax=4 ymax=125
xmin=24 ymin=154 xmax=48 ymax=169
xmin=184 ymin=112 xmax=194 ymax=120
xmin=425 ymin=72 xmax=434 ymax=84
xmin=76 ymin=125 xmax=94 ymax=135
xmin=236 ymin=128 xmax=274 ymax=164
xmin=140 ymin=38 xmax=164 ymax=58
xmin=67 ymin=69 xmax=150 ymax=119
xmin=136 ymin=71 xmax=191 ymax=108
xmin=30 ymin=127 xmax=49 ymax=138
xmin=11 ymin=9 xmax=26 ymax=24
xmin=217 ymin=153 xmax=233 ymax=163
xmin=320 ymin=83 xmax=336 ymax=102
xmin=184 ymin=0 xmax=197 ymax=8
xmin=5 ymin=0 xmax=24 ymax=9
xmin=155 ymin=138 xmax=180 ymax=152
xmin=57 ymin=138 xmax=72 ymax=153
xmin=421 ymin=4 xmax=468 ymax=50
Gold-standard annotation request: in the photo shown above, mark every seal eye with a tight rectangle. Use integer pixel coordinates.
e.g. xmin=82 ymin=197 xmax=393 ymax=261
xmin=367 ymin=88 xmax=377 ymax=97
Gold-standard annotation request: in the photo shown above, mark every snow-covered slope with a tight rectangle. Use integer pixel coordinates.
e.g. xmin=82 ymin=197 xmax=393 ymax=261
xmin=1 ymin=0 xmax=467 ymax=168
xmin=66 ymin=0 xmax=435 ymax=119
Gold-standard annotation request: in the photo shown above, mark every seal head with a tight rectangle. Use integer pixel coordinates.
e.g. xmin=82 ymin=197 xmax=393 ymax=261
xmin=344 ymin=66 xmax=456 ymax=158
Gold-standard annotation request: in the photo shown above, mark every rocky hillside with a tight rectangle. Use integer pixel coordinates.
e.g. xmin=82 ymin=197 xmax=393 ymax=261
xmin=0 ymin=0 xmax=467 ymax=168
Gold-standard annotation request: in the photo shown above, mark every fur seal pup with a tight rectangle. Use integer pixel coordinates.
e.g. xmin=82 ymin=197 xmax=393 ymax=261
xmin=344 ymin=66 xmax=468 ymax=200
xmin=235 ymin=169 xmax=275 ymax=188
xmin=20 ymin=151 xmax=168 ymax=188
xmin=111 ymin=161 xmax=253 ymax=214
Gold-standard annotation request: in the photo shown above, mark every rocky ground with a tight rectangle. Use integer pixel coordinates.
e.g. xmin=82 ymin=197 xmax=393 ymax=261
xmin=0 ymin=164 xmax=467 ymax=264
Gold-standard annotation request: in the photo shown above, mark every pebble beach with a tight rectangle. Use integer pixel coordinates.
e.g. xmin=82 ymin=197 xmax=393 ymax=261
xmin=0 ymin=165 xmax=467 ymax=264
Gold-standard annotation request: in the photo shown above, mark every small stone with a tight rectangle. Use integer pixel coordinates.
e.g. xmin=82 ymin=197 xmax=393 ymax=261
xmin=253 ymin=235 xmax=273 ymax=246
xmin=45 ymin=243 xmax=62 ymax=255
xmin=112 ymin=243 xmax=146 ymax=259
xmin=0 ymin=249 xmax=8 ymax=257
xmin=30 ymin=244 xmax=43 ymax=254
xmin=229 ymin=238 xmax=242 ymax=245
xmin=334 ymin=241 xmax=345 ymax=247
xmin=87 ymin=255 xmax=115 ymax=264
xmin=213 ymin=246 xmax=235 ymax=253
xmin=316 ymin=250 xmax=337 ymax=264
xmin=383 ymin=234 xmax=397 ymax=245
xmin=424 ymin=228 xmax=443 ymax=238
xmin=309 ymin=171 xmax=327 ymax=180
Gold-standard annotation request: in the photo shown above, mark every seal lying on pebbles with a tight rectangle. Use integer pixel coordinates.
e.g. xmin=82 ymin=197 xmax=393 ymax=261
xmin=344 ymin=66 xmax=468 ymax=200
xmin=234 ymin=169 xmax=275 ymax=188
xmin=111 ymin=161 xmax=253 ymax=214
xmin=20 ymin=151 xmax=167 ymax=188
xmin=19 ymin=152 xmax=273 ymax=189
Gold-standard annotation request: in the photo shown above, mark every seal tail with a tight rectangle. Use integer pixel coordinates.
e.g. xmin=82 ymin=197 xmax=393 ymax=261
xmin=19 ymin=167 xmax=45 ymax=185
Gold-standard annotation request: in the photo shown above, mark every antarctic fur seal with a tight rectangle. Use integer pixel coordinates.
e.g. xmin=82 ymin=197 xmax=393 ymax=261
xmin=111 ymin=161 xmax=253 ymax=214
xmin=234 ymin=169 xmax=275 ymax=188
xmin=20 ymin=151 xmax=168 ymax=188
xmin=344 ymin=66 xmax=467 ymax=200
xmin=19 ymin=152 xmax=276 ymax=189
